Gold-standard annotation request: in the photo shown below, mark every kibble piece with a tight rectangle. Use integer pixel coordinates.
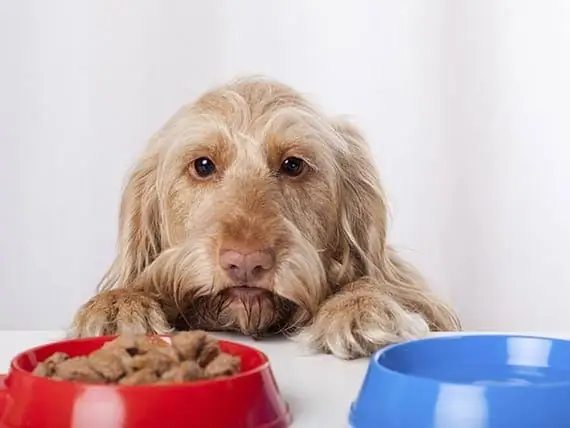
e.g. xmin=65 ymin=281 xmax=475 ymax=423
xmin=101 ymin=342 xmax=136 ymax=372
xmin=102 ymin=334 xmax=138 ymax=355
xmin=155 ymin=344 xmax=180 ymax=362
xmin=131 ymin=348 xmax=177 ymax=375
xmin=32 ymin=352 xmax=69 ymax=377
xmin=171 ymin=331 xmax=207 ymax=360
xmin=161 ymin=361 xmax=204 ymax=383
xmin=46 ymin=352 xmax=70 ymax=364
xmin=119 ymin=368 xmax=158 ymax=385
xmin=88 ymin=348 xmax=127 ymax=382
xmin=196 ymin=339 xmax=221 ymax=368
xmin=54 ymin=357 xmax=105 ymax=384
xmin=204 ymin=353 xmax=241 ymax=378
xmin=33 ymin=331 xmax=240 ymax=385
xmin=147 ymin=335 xmax=169 ymax=348
xmin=33 ymin=362 xmax=49 ymax=377
xmin=102 ymin=334 xmax=167 ymax=356
xmin=133 ymin=335 xmax=168 ymax=354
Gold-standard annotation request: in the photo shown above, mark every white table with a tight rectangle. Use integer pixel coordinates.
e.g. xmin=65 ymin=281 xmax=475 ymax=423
xmin=0 ymin=330 xmax=369 ymax=428
xmin=5 ymin=330 xmax=570 ymax=427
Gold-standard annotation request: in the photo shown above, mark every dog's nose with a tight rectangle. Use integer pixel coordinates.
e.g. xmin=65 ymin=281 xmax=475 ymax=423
xmin=219 ymin=249 xmax=275 ymax=283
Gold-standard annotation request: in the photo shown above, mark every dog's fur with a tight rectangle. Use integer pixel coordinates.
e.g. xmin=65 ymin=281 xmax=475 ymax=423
xmin=71 ymin=77 xmax=461 ymax=359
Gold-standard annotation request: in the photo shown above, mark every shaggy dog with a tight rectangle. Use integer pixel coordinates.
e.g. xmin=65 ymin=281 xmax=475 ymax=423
xmin=71 ymin=77 xmax=460 ymax=359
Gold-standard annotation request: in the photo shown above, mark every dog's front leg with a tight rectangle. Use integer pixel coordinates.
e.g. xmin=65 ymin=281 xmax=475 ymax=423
xmin=296 ymin=278 xmax=431 ymax=359
xmin=70 ymin=289 xmax=172 ymax=338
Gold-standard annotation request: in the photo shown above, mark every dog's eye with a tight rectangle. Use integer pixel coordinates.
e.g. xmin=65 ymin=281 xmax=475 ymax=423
xmin=193 ymin=157 xmax=216 ymax=178
xmin=280 ymin=157 xmax=306 ymax=177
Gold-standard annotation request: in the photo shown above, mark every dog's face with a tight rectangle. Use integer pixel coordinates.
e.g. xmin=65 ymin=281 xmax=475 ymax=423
xmin=105 ymin=79 xmax=388 ymax=337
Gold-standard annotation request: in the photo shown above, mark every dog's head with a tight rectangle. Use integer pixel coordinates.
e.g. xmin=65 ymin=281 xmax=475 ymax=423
xmin=101 ymin=77 xmax=392 ymax=337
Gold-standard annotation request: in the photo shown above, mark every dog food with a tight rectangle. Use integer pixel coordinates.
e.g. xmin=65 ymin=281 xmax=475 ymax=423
xmin=32 ymin=331 xmax=241 ymax=385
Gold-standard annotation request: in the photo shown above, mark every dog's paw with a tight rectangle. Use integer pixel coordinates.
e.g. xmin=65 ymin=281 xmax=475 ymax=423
xmin=294 ymin=289 xmax=430 ymax=359
xmin=70 ymin=290 xmax=172 ymax=338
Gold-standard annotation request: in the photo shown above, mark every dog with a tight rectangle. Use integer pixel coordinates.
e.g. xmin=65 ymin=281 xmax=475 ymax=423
xmin=70 ymin=76 xmax=461 ymax=359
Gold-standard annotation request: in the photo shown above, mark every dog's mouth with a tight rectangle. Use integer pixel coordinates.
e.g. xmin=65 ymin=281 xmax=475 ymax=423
xmin=181 ymin=286 xmax=299 ymax=337
xmin=223 ymin=285 xmax=269 ymax=301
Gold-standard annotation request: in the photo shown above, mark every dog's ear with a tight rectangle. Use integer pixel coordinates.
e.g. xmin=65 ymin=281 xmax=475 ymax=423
xmin=331 ymin=119 xmax=461 ymax=330
xmin=98 ymin=152 xmax=162 ymax=291
xmin=330 ymin=119 xmax=389 ymax=284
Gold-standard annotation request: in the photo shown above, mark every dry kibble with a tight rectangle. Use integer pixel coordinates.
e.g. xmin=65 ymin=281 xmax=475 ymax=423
xmin=32 ymin=352 xmax=70 ymax=377
xmin=182 ymin=360 xmax=206 ymax=381
xmin=103 ymin=334 xmax=167 ymax=355
xmin=102 ymin=334 xmax=137 ymax=355
xmin=147 ymin=335 xmax=170 ymax=348
xmin=171 ymin=331 xmax=208 ymax=360
xmin=32 ymin=331 xmax=240 ymax=385
xmin=155 ymin=344 xmax=180 ymax=363
xmin=33 ymin=362 xmax=49 ymax=377
xmin=119 ymin=368 xmax=159 ymax=385
xmin=47 ymin=352 xmax=70 ymax=365
xmin=197 ymin=340 xmax=221 ymax=368
xmin=161 ymin=361 xmax=204 ymax=383
xmin=204 ymin=354 xmax=241 ymax=378
xmin=115 ymin=348 xmax=137 ymax=374
xmin=131 ymin=348 xmax=177 ymax=374
xmin=54 ymin=357 xmax=105 ymax=384
xmin=88 ymin=348 xmax=127 ymax=382
xmin=134 ymin=335 xmax=167 ymax=354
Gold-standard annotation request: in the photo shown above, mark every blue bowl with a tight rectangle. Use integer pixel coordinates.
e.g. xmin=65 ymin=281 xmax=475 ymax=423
xmin=349 ymin=334 xmax=570 ymax=428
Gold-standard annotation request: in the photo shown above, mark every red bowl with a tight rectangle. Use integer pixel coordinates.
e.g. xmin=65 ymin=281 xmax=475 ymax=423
xmin=0 ymin=336 xmax=290 ymax=428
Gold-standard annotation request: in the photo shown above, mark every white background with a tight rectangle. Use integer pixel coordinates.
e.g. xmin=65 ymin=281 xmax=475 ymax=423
xmin=1 ymin=0 xmax=570 ymax=333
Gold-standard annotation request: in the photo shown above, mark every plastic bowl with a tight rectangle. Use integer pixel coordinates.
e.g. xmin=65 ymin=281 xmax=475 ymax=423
xmin=349 ymin=334 xmax=570 ymax=428
xmin=0 ymin=336 xmax=290 ymax=428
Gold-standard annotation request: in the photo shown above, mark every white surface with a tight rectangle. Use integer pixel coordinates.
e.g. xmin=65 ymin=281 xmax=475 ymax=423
xmin=0 ymin=330 xmax=369 ymax=428
xmin=4 ymin=330 xmax=570 ymax=427
xmin=2 ymin=1 xmax=570 ymax=335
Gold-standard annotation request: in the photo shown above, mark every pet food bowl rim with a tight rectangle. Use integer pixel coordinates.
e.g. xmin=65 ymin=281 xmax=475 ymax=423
xmin=367 ymin=332 xmax=570 ymax=390
xmin=9 ymin=335 xmax=272 ymax=390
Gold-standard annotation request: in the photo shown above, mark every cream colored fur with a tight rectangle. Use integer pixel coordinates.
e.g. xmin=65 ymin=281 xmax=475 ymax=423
xmin=70 ymin=77 xmax=461 ymax=359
